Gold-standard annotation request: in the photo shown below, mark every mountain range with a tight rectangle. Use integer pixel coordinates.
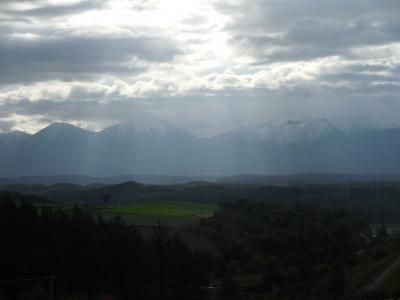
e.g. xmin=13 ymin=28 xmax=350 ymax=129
xmin=1 ymin=115 xmax=400 ymax=176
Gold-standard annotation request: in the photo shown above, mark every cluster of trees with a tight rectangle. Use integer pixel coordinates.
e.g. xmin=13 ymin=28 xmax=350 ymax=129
xmin=7 ymin=181 xmax=400 ymax=224
xmin=198 ymin=200 xmax=370 ymax=298
xmin=0 ymin=192 xmax=208 ymax=300
xmin=3 ymin=188 xmax=400 ymax=299
xmin=243 ymin=183 xmax=400 ymax=224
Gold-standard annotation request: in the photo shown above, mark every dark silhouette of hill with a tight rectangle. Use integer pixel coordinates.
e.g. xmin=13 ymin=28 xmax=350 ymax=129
xmin=4 ymin=180 xmax=400 ymax=223
xmin=218 ymin=173 xmax=400 ymax=185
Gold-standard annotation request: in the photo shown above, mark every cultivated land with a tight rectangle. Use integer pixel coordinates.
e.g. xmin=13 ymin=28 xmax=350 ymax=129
xmin=5 ymin=181 xmax=400 ymax=297
xmin=103 ymin=200 xmax=216 ymax=217
xmin=35 ymin=200 xmax=217 ymax=228
xmin=91 ymin=201 xmax=220 ymax=254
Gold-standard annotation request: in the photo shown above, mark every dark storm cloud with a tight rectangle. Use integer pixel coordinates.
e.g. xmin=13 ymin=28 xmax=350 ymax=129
xmin=0 ymin=0 xmax=399 ymax=133
xmin=1 ymin=0 xmax=105 ymax=18
xmin=218 ymin=0 xmax=400 ymax=62
xmin=0 ymin=35 xmax=181 ymax=84
xmin=218 ymin=0 xmax=400 ymax=31
xmin=0 ymin=0 xmax=182 ymax=83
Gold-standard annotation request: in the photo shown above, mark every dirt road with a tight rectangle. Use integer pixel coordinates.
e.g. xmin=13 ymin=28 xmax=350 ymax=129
xmin=365 ymin=255 xmax=400 ymax=291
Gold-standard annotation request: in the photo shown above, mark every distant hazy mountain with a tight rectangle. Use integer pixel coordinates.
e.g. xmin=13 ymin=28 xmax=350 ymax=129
xmin=218 ymin=119 xmax=344 ymax=142
xmin=1 ymin=115 xmax=400 ymax=176
xmin=218 ymin=173 xmax=400 ymax=185
xmin=0 ymin=130 xmax=31 ymax=142
xmin=0 ymin=174 xmax=217 ymax=186
xmin=100 ymin=114 xmax=180 ymax=138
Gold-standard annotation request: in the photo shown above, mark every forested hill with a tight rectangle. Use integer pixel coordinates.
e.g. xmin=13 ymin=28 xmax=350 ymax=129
xmin=198 ymin=200 xmax=369 ymax=298
xmin=4 ymin=181 xmax=400 ymax=223
xmin=0 ymin=194 xmax=209 ymax=300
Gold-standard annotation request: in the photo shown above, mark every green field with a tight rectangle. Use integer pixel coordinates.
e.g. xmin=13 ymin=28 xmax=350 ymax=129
xmin=104 ymin=201 xmax=216 ymax=217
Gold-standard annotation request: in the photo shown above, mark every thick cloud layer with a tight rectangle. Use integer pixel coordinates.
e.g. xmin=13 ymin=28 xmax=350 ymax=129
xmin=0 ymin=0 xmax=399 ymax=133
xmin=219 ymin=0 xmax=400 ymax=61
xmin=2 ymin=0 xmax=106 ymax=18
xmin=0 ymin=35 xmax=180 ymax=83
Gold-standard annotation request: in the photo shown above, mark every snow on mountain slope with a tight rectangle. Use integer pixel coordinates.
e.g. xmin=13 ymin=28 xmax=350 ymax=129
xmin=2 ymin=116 xmax=344 ymax=143
xmin=179 ymin=122 xmax=237 ymax=138
xmin=1 ymin=115 xmax=400 ymax=176
xmin=99 ymin=114 xmax=178 ymax=138
xmin=272 ymin=119 xmax=344 ymax=143
xmin=229 ymin=122 xmax=277 ymax=141
xmin=221 ymin=118 xmax=344 ymax=143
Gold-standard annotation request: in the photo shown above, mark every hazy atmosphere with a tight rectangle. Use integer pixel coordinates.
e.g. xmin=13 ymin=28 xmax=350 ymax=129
xmin=0 ymin=0 xmax=399 ymax=133
xmin=3 ymin=2 xmax=400 ymax=299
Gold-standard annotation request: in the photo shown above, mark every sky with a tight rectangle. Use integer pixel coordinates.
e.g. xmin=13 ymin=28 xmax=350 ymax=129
xmin=0 ymin=0 xmax=399 ymax=133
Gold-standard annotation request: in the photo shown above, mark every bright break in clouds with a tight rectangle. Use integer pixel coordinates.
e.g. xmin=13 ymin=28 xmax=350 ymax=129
xmin=0 ymin=0 xmax=399 ymax=133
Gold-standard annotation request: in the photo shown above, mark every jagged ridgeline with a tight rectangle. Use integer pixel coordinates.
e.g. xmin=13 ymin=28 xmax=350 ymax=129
xmin=2 ymin=115 xmax=400 ymax=176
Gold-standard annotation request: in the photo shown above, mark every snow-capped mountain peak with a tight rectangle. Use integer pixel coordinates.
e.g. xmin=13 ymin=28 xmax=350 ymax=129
xmin=274 ymin=118 xmax=343 ymax=143
xmin=220 ymin=118 xmax=344 ymax=143
xmin=179 ymin=122 xmax=238 ymax=138
xmin=100 ymin=114 xmax=174 ymax=138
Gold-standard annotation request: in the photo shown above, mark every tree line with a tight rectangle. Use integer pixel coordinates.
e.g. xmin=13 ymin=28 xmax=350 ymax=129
xmin=197 ymin=200 xmax=370 ymax=299
xmin=0 ymin=192 xmax=208 ymax=300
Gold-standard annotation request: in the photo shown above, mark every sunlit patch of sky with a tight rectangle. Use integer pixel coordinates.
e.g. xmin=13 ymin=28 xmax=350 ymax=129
xmin=0 ymin=0 xmax=399 ymax=133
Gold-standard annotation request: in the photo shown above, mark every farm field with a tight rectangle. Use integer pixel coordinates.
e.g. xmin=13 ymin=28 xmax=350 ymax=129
xmin=90 ymin=201 xmax=220 ymax=254
xmin=36 ymin=200 xmax=216 ymax=228
xmin=103 ymin=200 xmax=216 ymax=217
xmin=36 ymin=200 xmax=220 ymax=253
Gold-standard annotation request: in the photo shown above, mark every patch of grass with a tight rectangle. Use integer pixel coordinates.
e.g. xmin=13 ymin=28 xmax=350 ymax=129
xmin=105 ymin=201 xmax=216 ymax=217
